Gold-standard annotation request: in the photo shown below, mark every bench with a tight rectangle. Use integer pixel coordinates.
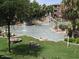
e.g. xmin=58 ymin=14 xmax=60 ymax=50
xmin=10 ymin=37 xmax=22 ymax=44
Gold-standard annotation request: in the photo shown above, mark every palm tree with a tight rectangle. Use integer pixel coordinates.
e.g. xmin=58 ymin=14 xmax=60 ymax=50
xmin=63 ymin=0 xmax=79 ymax=37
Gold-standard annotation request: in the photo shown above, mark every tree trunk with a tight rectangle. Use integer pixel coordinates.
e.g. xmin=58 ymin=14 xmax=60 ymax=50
xmin=7 ymin=19 xmax=11 ymax=52
xmin=72 ymin=20 xmax=76 ymax=38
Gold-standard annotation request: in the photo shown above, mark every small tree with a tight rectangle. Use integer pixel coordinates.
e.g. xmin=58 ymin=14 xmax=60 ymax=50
xmin=0 ymin=0 xmax=30 ymax=52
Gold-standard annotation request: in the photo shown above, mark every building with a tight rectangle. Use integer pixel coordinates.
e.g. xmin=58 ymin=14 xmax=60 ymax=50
xmin=53 ymin=3 xmax=65 ymax=18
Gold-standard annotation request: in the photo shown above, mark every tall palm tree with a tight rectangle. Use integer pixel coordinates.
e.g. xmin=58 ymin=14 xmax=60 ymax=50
xmin=62 ymin=0 xmax=79 ymax=37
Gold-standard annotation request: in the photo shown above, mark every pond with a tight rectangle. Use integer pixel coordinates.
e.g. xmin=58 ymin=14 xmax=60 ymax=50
xmin=10 ymin=21 xmax=66 ymax=42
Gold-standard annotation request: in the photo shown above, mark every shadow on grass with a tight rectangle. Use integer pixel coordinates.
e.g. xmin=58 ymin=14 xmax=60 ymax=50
xmin=11 ymin=43 xmax=43 ymax=57
xmin=0 ymin=55 xmax=12 ymax=59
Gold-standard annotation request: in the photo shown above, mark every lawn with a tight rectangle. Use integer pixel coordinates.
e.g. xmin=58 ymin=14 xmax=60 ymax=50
xmin=0 ymin=36 xmax=79 ymax=59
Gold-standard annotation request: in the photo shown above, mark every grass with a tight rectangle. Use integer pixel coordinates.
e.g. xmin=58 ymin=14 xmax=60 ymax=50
xmin=0 ymin=36 xmax=79 ymax=59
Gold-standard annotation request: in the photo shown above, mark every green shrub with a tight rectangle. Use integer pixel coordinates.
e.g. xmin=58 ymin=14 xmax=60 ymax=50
xmin=64 ymin=38 xmax=75 ymax=43
xmin=64 ymin=38 xmax=79 ymax=44
xmin=64 ymin=38 xmax=67 ymax=41
xmin=76 ymin=38 xmax=79 ymax=44
xmin=69 ymin=38 xmax=75 ymax=42
xmin=59 ymin=24 xmax=67 ymax=31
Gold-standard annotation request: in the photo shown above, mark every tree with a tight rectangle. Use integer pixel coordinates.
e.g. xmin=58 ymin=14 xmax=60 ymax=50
xmin=29 ymin=0 xmax=40 ymax=19
xmin=28 ymin=0 xmax=47 ymax=22
xmin=63 ymin=0 xmax=79 ymax=37
xmin=0 ymin=0 xmax=30 ymax=52
xmin=0 ymin=0 xmax=30 ymax=25
xmin=15 ymin=0 xmax=30 ymax=21
xmin=46 ymin=5 xmax=53 ymax=14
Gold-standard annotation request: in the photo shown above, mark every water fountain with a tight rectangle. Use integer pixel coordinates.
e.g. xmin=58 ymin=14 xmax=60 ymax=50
xmin=22 ymin=22 xmax=27 ymax=31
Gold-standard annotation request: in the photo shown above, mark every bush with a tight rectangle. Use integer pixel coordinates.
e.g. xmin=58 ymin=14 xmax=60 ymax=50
xmin=69 ymin=38 xmax=75 ymax=42
xmin=64 ymin=38 xmax=75 ymax=42
xmin=76 ymin=38 xmax=79 ymax=44
xmin=59 ymin=24 xmax=67 ymax=31
xmin=64 ymin=38 xmax=67 ymax=41
xmin=64 ymin=38 xmax=79 ymax=44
